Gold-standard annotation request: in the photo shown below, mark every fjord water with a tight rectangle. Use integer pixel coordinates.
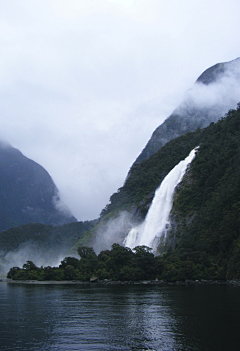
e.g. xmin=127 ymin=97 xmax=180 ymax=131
xmin=124 ymin=148 xmax=198 ymax=250
xmin=1 ymin=283 xmax=240 ymax=351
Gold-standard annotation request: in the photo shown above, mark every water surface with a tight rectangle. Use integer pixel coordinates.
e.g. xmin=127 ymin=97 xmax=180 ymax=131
xmin=0 ymin=283 xmax=239 ymax=350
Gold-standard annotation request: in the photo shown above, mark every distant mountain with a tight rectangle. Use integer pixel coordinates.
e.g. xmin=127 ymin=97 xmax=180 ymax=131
xmin=132 ymin=57 xmax=240 ymax=166
xmin=0 ymin=142 xmax=77 ymax=231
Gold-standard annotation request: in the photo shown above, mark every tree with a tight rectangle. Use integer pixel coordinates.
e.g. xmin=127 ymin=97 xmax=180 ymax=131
xmin=64 ymin=265 xmax=76 ymax=280
xmin=7 ymin=267 xmax=21 ymax=279
xmin=60 ymin=257 xmax=80 ymax=269
xmin=133 ymin=245 xmax=155 ymax=279
xmin=23 ymin=260 xmax=37 ymax=271
xmin=44 ymin=266 xmax=56 ymax=281
xmin=77 ymin=246 xmax=96 ymax=259
xmin=133 ymin=245 xmax=153 ymax=255
xmin=110 ymin=243 xmax=134 ymax=266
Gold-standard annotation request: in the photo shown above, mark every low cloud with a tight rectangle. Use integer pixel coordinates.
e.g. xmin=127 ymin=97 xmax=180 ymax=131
xmin=52 ymin=193 xmax=74 ymax=218
xmin=182 ymin=60 xmax=240 ymax=111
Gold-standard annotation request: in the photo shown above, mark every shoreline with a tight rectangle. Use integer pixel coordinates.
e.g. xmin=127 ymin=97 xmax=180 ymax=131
xmin=1 ymin=278 xmax=240 ymax=286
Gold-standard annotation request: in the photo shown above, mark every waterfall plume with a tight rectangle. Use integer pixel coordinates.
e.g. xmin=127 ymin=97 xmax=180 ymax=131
xmin=124 ymin=147 xmax=198 ymax=251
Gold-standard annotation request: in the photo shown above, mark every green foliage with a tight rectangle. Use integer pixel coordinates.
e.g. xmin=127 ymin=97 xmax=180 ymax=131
xmin=23 ymin=260 xmax=37 ymax=271
xmin=59 ymin=257 xmax=80 ymax=269
xmin=77 ymin=246 xmax=96 ymax=259
xmin=7 ymin=244 xmax=158 ymax=281
xmin=7 ymin=267 xmax=21 ymax=279
xmin=165 ymin=104 xmax=240 ymax=280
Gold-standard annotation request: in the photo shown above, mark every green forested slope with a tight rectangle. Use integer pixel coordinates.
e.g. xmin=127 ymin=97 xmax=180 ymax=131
xmin=77 ymin=104 xmax=240 ymax=281
xmin=164 ymin=104 xmax=240 ymax=280
xmin=100 ymin=129 xmax=203 ymax=219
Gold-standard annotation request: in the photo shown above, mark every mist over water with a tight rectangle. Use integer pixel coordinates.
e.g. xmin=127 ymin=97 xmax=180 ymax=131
xmin=124 ymin=148 xmax=198 ymax=250
xmin=0 ymin=242 xmax=65 ymax=277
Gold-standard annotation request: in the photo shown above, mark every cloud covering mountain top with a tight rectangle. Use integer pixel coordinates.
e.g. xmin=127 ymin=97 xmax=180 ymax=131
xmin=133 ymin=57 xmax=240 ymax=164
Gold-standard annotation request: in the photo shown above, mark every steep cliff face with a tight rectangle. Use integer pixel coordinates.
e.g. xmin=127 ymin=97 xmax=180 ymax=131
xmin=0 ymin=142 xmax=76 ymax=231
xmin=133 ymin=57 xmax=240 ymax=165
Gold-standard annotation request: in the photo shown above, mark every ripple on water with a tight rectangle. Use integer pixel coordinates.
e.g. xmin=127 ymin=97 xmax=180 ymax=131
xmin=0 ymin=284 xmax=240 ymax=350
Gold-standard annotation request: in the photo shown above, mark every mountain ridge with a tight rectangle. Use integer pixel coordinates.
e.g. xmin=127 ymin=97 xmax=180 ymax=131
xmin=131 ymin=57 xmax=240 ymax=166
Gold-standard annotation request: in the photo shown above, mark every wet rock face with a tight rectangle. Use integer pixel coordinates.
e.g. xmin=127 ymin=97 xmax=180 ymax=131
xmin=0 ymin=142 xmax=76 ymax=231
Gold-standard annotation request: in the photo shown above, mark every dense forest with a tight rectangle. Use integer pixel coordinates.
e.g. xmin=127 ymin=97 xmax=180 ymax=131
xmin=7 ymin=245 xmax=157 ymax=281
xmin=166 ymin=104 xmax=240 ymax=280
xmin=10 ymin=242 xmax=228 ymax=282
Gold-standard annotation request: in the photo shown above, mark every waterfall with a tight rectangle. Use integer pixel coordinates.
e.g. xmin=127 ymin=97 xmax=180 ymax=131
xmin=124 ymin=147 xmax=198 ymax=251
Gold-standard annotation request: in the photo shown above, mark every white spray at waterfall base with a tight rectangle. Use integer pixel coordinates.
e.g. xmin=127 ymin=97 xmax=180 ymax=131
xmin=124 ymin=147 xmax=198 ymax=251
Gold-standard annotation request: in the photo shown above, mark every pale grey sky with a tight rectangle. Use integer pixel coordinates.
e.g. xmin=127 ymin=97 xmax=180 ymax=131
xmin=0 ymin=0 xmax=239 ymax=220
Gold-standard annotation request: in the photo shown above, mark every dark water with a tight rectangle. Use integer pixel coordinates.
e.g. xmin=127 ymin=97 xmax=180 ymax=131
xmin=0 ymin=283 xmax=240 ymax=351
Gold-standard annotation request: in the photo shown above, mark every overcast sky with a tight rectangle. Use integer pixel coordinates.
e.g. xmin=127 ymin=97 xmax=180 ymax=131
xmin=0 ymin=0 xmax=239 ymax=220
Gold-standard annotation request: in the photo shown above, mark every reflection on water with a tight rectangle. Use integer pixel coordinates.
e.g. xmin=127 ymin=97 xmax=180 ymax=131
xmin=0 ymin=283 xmax=240 ymax=350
